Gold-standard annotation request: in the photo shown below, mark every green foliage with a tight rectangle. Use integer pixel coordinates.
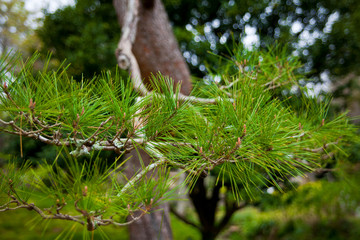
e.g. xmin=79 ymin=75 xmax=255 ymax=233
xmin=163 ymin=0 xmax=360 ymax=82
xmin=224 ymin=161 xmax=360 ymax=240
xmin=0 ymin=53 xmax=137 ymax=139
xmin=33 ymin=0 xmax=359 ymax=80
xmin=227 ymin=206 xmax=360 ymax=240
xmin=34 ymin=0 xmax=360 ymax=89
xmin=0 ymin=0 xmax=32 ymax=56
xmin=0 ymin=209 xmax=201 ymax=239
xmin=0 ymin=210 xmax=129 ymax=240
xmin=0 ymin=151 xmax=176 ymax=233
xmin=18 ymin=1 xmax=360 ymax=237
xmin=36 ymin=0 xmax=122 ymax=80
xmin=282 ymin=166 xmax=360 ymax=219
xmin=1 ymin=48 xmax=356 ymax=192
xmin=170 ymin=213 xmax=201 ymax=240
xmin=0 ymin=46 xmax=357 ymax=235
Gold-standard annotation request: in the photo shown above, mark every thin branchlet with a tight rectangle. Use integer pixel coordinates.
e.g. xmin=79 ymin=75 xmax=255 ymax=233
xmin=0 ymin=180 xmax=153 ymax=230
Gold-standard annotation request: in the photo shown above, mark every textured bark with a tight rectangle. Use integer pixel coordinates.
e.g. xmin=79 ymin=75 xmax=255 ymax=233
xmin=125 ymin=149 xmax=173 ymax=240
xmin=189 ymin=179 xmax=245 ymax=240
xmin=114 ymin=0 xmax=192 ymax=95
xmin=189 ymin=178 xmax=220 ymax=240
xmin=113 ymin=0 xmax=192 ymax=239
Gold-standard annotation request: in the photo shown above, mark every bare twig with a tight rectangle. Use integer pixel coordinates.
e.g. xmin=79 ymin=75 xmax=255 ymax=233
xmin=115 ymin=0 xmax=148 ymax=95
xmin=2 ymin=84 xmax=20 ymax=108
xmin=84 ymin=116 xmax=114 ymax=144
xmin=119 ymin=158 xmax=167 ymax=195
xmin=220 ymin=79 xmax=241 ymax=90
xmin=178 ymin=93 xmax=234 ymax=104
xmin=0 ymin=180 xmax=154 ymax=230
xmin=303 ymin=141 xmax=339 ymax=153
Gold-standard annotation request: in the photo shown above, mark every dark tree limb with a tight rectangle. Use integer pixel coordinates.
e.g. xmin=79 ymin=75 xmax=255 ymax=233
xmin=215 ymin=201 xmax=247 ymax=235
xmin=169 ymin=205 xmax=201 ymax=230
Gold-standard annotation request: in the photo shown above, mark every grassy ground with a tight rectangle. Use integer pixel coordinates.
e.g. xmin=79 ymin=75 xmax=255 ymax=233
xmin=2 ymin=195 xmax=360 ymax=240
xmin=0 ymin=208 xmax=200 ymax=240
xmin=0 ymin=209 xmax=128 ymax=240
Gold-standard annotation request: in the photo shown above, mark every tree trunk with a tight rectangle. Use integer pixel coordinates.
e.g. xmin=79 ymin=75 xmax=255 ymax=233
xmin=113 ymin=0 xmax=192 ymax=239
xmin=125 ymin=149 xmax=173 ymax=240
xmin=189 ymin=178 xmax=244 ymax=240
xmin=189 ymin=178 xmax=220 ymax=240
xmin=113 ymin=0 xmax=192 ymax=95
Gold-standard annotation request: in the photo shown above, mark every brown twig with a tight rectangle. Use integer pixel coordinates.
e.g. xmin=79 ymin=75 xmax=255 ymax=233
xmin=84 ymin=116 xmax=114 ymax=144
xmin=0 ymin=180 xmax=153 ymax=230
xmin=303 ymin=141 xmax=339 ymax=153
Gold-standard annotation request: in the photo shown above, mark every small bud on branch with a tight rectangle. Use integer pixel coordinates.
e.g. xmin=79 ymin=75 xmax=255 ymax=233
xmin=243 ymin=124 xmax=247 ymax=136
xmin=236 ymin=137 xmax=241 ymax=146
xmin=83 ymin=186 xmax=88 ymax=197
xmin=29 ymin=98 xmax=36 ymax=110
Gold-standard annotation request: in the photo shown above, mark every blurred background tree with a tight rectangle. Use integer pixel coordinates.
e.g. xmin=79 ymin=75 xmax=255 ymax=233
xmin=0 ymin=0 xmax=32 ymax=162
xmin=36 ymin=0 xmax=120 ymax=80
xmin=163 ymin=0 xmax=360 ymax=80
xmin=0 ymin=0 xmax=31 ymax=56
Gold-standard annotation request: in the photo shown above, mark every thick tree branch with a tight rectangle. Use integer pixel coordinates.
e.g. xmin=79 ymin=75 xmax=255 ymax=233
xmin=115 ymin=0 xmax=149 ymax=96
xmin=169 ymin=205 xmax=201 ymax=230
xmin=215 ymin=201 xmax=246 ymax=234
xmin=114 ymin=0 xmax=234 ymax=103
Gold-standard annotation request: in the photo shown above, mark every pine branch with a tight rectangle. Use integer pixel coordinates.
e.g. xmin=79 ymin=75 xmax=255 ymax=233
xmin=0 ymin=112 xmax=344 ymax=174
xmin=0 ymin=202 xmax=85 ymax=225
xmin=0 ymin=180 xmax=153 ymax=230
xmin=0 ymin=46 xmax=356 ymax=226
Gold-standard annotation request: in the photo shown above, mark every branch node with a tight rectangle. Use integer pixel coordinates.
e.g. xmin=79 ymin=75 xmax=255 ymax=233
xmin=117 ymin=54 xmax=131 ymax=70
